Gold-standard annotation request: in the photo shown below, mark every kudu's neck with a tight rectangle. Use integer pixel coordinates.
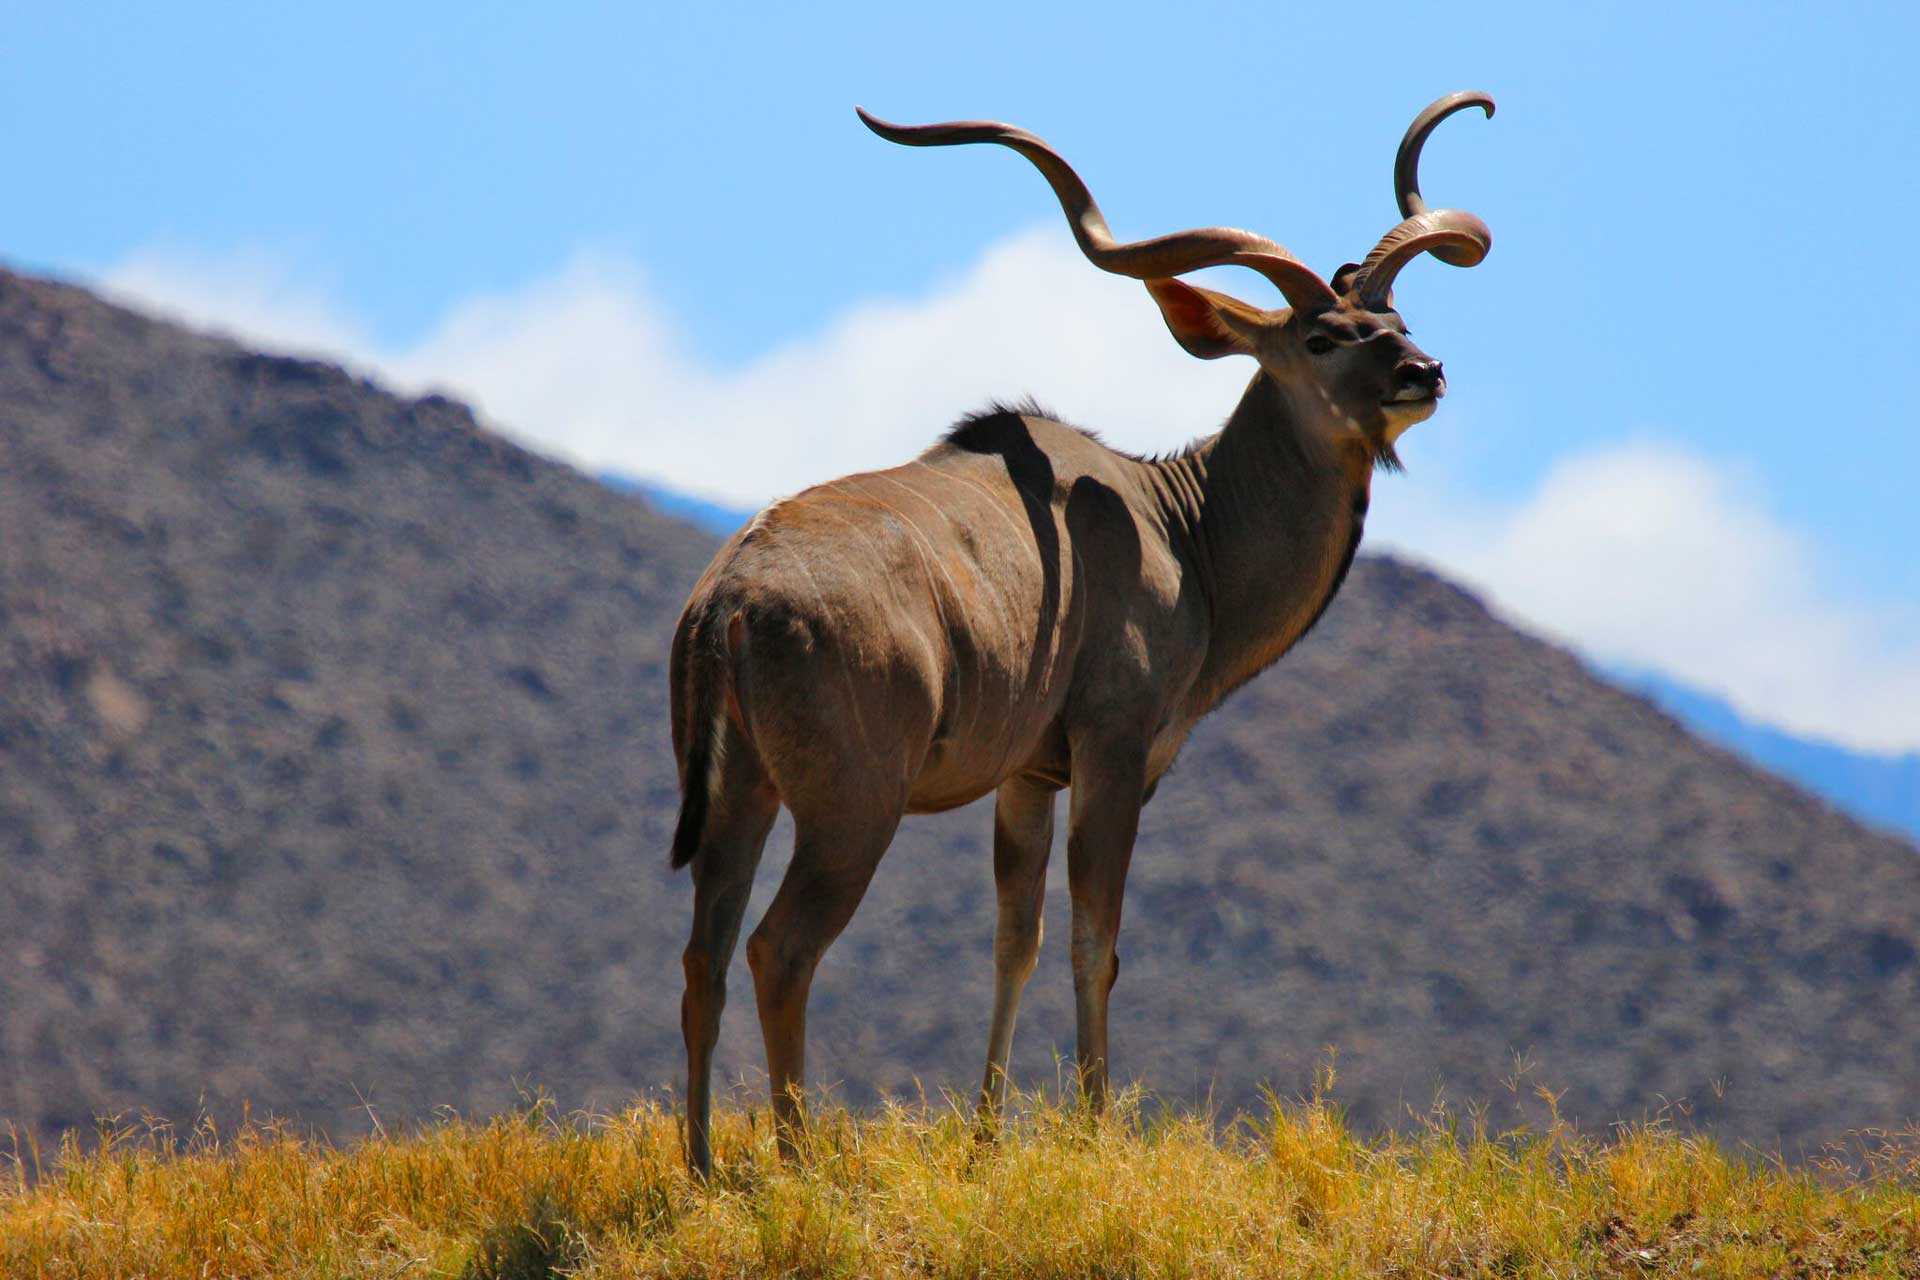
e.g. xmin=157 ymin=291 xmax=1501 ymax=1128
xmin=1148 ymin=370 xmax=1374 ymax=712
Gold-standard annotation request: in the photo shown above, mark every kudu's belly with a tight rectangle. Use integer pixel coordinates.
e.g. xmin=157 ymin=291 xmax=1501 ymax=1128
xmin=899 ymin=653 xmax=1077 ymax=813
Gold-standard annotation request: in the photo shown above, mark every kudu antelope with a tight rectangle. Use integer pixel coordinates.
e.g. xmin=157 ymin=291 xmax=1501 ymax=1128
xmin=669 ymin=92 xmax=1495 ymax=1174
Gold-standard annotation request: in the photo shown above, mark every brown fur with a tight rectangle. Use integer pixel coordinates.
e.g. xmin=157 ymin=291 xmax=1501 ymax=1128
xmin=671 ymin=101 xmax=1490 ymax=1174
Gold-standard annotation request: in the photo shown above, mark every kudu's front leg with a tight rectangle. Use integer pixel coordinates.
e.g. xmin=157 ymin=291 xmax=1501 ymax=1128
xmin=1064 ymin=746 xmax=1146 ymax=1111
xmin=976 ymin=776 xmax=1056 ymax=1133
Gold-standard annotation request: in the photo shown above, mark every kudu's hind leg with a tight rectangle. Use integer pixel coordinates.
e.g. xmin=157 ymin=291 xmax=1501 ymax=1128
xmin=679 ymin=745 xmax=779 ymax=1178
xmin=746 ymin=802 xmax=903 ymax=1161
xmin=976 ymin=777 xmax=1055 ymax=1132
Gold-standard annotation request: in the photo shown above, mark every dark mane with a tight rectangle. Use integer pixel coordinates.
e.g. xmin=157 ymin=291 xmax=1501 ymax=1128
xmin=941 ymin=398 xmax=1076 ymax=453
xmin=941 ymin=397 xmax=1209 ymax=464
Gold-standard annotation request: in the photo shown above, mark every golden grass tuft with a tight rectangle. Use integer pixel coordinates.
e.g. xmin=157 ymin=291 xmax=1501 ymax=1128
xmin=3 ymin=1086 xmax=1917 ymax=1278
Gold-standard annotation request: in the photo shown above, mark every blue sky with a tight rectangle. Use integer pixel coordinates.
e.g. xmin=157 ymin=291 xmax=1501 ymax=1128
xmin=8 ymin=2 xmax=1919 ymax=751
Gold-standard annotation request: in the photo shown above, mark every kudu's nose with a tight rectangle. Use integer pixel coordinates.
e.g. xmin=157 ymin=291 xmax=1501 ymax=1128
xmin=1396 ymin=357 xmax=1444 ymax=390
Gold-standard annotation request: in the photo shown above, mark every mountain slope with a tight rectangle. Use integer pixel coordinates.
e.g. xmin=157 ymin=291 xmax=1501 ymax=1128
xmin=598 ymin=473 xmax=748 ymax=538
xmin=1613 ymin=667 xmax=1920 ymax=843
xmin=0 ymin=269 xmax=713 ymax=1133
xmin=2 ymin=268 xmax=1916 ymax=1154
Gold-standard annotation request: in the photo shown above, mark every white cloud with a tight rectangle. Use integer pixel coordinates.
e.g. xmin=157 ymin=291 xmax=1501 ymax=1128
xmin=98 ymin=239 xmax=1920 ymax=754
xmin=390 ymin=233 xmax=1246 ymax=506
xmin=102 ymin=245 xmax=372 ymax=361
xmin=1375 ymin=444 xmax=1920 ymax=753
xmin=106 ymin=234 xmax=1244 ymax=507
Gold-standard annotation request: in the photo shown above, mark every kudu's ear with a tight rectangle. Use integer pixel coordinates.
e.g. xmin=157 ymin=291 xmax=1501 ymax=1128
xmin=1329 ymin=260 xmax=1397 ymax=309
xmin=1144 ymin=278 xmax=1270 ymax=360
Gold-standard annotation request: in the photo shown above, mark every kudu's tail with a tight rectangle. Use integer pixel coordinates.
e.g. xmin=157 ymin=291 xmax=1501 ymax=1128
xmin=668 ymin=612 xmax=733 ymax=871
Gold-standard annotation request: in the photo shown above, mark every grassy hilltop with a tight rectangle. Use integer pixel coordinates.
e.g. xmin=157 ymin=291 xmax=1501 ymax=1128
xmin=5 ymin=1089 xmax=1918 ymax=1278
xmin=7 ymin=270 xmax=1920 ymax=1276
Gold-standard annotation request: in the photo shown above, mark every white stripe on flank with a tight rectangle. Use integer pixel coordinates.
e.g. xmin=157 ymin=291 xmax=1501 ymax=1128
xmin=810 ymin=501 xmax=943 ymax=678
xmin=770 ymin=540 xmax=877 ymax=760
xmin=910 ymin=458 xmax=1029 ymax=544
xmin=859 ymin=472 xmax=1005 ymax=749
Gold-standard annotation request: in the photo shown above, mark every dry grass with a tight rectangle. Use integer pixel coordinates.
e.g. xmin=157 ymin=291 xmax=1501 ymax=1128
xmin=4 ymin=1082 xmax=1917 ymax=1279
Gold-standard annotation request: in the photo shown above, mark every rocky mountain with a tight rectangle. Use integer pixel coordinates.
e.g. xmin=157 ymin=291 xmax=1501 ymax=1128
xmin=1614 ymin=667 xmax=1920 ymax=845
xmin=3 ymin=267 xmax=1916 ymax=1154
xmin=598 ymin=474 xmax=747 ymax=539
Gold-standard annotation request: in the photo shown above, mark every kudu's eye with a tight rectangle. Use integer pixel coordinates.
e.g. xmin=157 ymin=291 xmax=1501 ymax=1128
xmin=1305 ymin=335 xmax=1336 ymax=355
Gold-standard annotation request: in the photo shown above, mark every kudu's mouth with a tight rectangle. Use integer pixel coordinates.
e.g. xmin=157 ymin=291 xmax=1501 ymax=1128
xmin=1385 ymin=379 xmax=1445 ymax=406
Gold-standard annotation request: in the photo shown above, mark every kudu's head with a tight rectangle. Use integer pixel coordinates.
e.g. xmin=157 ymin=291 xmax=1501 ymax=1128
xmin=858 ymin=92 xmax=1494 ymax=469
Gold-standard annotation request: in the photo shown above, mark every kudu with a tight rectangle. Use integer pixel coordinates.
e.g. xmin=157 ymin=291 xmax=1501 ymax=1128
xmin=669 ymin=92 xmax=1495 ymax=1174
